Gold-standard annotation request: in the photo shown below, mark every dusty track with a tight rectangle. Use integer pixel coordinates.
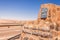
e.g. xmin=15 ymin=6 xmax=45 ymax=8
xmin=0 ymin=25 xmax=22 ymax=40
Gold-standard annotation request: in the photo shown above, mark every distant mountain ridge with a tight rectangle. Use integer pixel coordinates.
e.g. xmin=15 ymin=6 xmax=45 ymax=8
xmin=0 ymin=19 xmax=20 ymax=24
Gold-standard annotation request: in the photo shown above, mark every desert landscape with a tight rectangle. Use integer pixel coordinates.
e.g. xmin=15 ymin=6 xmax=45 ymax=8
xmin=0 ymin=1 xmax=60 ymax=40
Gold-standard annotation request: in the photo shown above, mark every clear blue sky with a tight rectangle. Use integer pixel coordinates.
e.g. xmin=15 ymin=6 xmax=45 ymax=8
xmin=0 ymin=0 xmax=60 ymax=20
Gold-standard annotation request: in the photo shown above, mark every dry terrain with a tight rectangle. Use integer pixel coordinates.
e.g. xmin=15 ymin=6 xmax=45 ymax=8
xmin=0 ymin=19 xmax=59 ymax=40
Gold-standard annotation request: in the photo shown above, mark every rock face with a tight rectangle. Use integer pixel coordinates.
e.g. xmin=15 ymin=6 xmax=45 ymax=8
xmin=37 ymin=4 xmax=60 ymax=40
xmin=21 ymin=4 xmax=60 ymax=40
xmin=38 ymin=3 xmax=60 ymax=25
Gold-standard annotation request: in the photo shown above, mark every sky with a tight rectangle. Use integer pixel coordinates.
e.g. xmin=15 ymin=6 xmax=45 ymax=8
xmin=0 ymin=0 xmax=60 ymax=20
